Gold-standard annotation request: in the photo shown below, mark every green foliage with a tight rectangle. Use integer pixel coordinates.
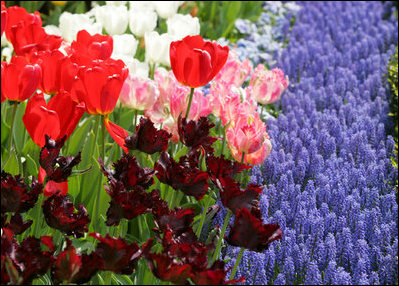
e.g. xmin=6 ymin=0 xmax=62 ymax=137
xmin=194 ymin=1 xmax=263 ymax=41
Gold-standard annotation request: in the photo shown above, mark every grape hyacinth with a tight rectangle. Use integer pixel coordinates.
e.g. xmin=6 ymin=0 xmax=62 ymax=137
xmin=219 ymin=1 xmax=398 ymax=285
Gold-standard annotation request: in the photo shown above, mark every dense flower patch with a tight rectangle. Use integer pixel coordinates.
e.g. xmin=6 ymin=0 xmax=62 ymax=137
xmin=218 ymin=2 xmax=398 ymax=285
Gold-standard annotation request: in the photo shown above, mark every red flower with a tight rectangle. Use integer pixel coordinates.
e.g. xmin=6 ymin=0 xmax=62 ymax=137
xmin=170 ymin=35 xmax=229 ymax=88
xmin=125 ymin=117 xmax=172 ymax=154
xmin=1 ymin=2 xmax=7 ymax=36
xmin=23 ymin=91 xmax=85 ymax=147
xmin=42 ymin=194 xmax=90 ymax=238
xmin=70 ymin=30 xmax=113 ymax=65
xmin=154 ymin=152 xmax=209 ymax=200
xmin=1 ymin=171 xmax=42 ymax=213
xmin=89 ymin=233 xmax=141 ymax=275
xmin=192 ymin=260 xmax=245 ymax=285
xmin=51 ymin=239 xmax=102 ymax=285
xmin=226 ymin=207 xmax=282 ymax=252
xmin=32 ymin=50 xmax=79 ymax=95
xmin=177 ymin=115 xmax=217 ymax=152
xmin=206 ymin=154 xmax=250 ymax=184
xmin=4 ymin=213 xmax=33 ymax=235
xmin=4 ymin=6 xmax=41 ymax=41
xmin=104 ymin=118 xmax=129 ymax=153
xmin=99 ymin=154 xmax=155 ymax=191
xmin=71 ymin=58 xmax=128 ymax=115
xmin=1 ymin=56 xmax=41 ymax=102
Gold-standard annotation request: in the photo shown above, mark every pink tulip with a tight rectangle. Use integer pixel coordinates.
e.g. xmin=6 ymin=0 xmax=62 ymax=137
xmin=226 ymin=112 xmax=267 ymax=156
xmin=119 ymin=74 xmax=159 ymax=111
xmin=248 ymin=64 xmax=288 ymax=105
xmin=230 ymin=137 xmax=272 ymax=165
xmin=214 ymin=50 xmax=252 ymax=87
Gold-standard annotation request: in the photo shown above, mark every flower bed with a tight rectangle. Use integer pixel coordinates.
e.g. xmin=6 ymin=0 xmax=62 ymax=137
xmin=220 ymin=2 xmax=398 ymax=285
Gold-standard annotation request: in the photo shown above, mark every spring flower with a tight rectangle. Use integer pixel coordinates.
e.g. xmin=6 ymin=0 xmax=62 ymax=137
xmin=42 ymin=194 xmax=90 ymax=238
xmin=153 ymin=1 xmax=182 ymax=19
xmin=59 ymin=12 xmax=102 ymax=42
xmin=226 ymin=112 xmax=267 ymax=156
xmin=94 ymin=5 xmax=128 ymax=35
xmin=128 ymin=7 xmax=157 ymax=37
xmin=112 ymin=34 xmax=138 ymax=59
xmin=214 ymin=50 xmax=252 ymax=87
xmin=1 ymin=1 xmax=7 ymax=36
xmin=232 ymin=138 xmax=272 ymax=165
xmin=248 ymin=65 xmax=288 ymax=105
xmin=71 ymin=58 xmax=128 ymax=115
xmin=167 ymin=14 xmax=200 ymax=40
xmin=119 ymin=74 xmax=159 ymax=110
xmin=1 ymin=56 xmax=42 ymax=102
xmin=23 ymin=91 xmax=85 ymax=147
xmin=169 ymin=35 xmax=229 ymax=88
xmin=145 ymin=31 xmax=175 ymax=66
xmin=125 ymin=117 xmax=171 ymax=154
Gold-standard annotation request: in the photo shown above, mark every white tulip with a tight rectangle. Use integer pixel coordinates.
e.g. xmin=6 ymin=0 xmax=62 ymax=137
xmin=144 ymin=31 xmax=174 ymax=67
xmin=44 ymin=25 xmax=62 ymax=36
xmin=95 ymin=5 xmax=128 ymax=35
xmin=128 ymin=8 xmax=157 ymax=37
xmin=105 ymin=1 xmax=127 ymax=6
xmin=153 ymin=1 xmax=182 ymax=19
xmin=112 ymin=34 xmax=139 ymax=58
xmin=59 ymin=12 xmax=102 ymax=42
xmin=167 ymin=14 xmax=200 ymax=40
xmin=129 ymin=1 xmax=155 ymax=11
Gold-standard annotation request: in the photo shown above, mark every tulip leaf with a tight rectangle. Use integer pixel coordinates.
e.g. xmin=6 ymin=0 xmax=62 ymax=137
xmin=25 ymin=154 xmax=38 ymax=177
xmin=3 ymin=150 xmax=19 ymax=175
xmin=1 ymin=116 xmax=10 ymax=146
xmin=13 ymin=101 xmax=27 ymax=154
xmin=67 ymin=117 xmax=92 ymax=155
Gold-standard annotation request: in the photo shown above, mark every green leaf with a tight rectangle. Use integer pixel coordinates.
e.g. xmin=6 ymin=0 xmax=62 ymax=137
xmin=3 ymin=150 xmax=19 ymax=175
xmin=1 ymin=116 xmax=10 ymax=146
xmin=67 ymin=117 xmax=92 ymax=155
xmin=13 ymin=101 xmax=27 ymax=154
xmin=25 ymin=154 xmax=38 ymax=176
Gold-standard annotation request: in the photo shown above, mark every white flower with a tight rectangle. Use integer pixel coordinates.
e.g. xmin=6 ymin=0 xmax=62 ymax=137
xmin=153 ymin=1 xmax=182 ymax=19
xmin=44 ymin=25 xmax=62 ymax=36
xmin=1 ymin=47 xmax=13 ymax=63
xmin=129 ymin=1 xmax=155 ymax=11
xmin=112 ymin=34 xmax=139 ymax=58
xmin=128 ymin=8 xmax=157 ymax=37
xmin=167 ymin=14 xmax=200 ymax=40
xmin=59 ymin=12 xmax=102 ymax=42
xmin=144 ymin=31 xmax=174 ymax=66
xmin=105 ymin=1 xmax=127 ymax=6
xmin=95 ymin=5 xmax=128 ymax=35
xmin=126 ymin=58 xmax=150 ymax=78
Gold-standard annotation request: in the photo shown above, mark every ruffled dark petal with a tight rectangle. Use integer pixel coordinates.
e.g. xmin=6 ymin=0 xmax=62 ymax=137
xmin=42 ymin=194 xmax=90 ymax=238
xmin=125 ymin=117 xmax=171 ymax=154
xmin=4 ymin=213 xmax=33 ymax=235
xmin=89 ymin=233 xmax=141 ymax=275
xmin=192 ymin=260 xmax=246 ymax=285
xmin=226 ymin=207 xmax=282 ymax=252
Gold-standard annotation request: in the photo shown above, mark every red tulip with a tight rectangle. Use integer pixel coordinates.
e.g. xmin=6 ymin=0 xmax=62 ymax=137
xmin=71 ymin=59 xmax=128 ymax=115
xmin=70 ymin=30 xmax=113 ymax=65
xmin=5 ymin=5 xmax=41 ymax=41
xmin=23 ymin=91 xmax=85 ymax=147
xmin=1 ymin=1 xmax=7 ymax=36
xmin=169 ymin=35 xmax=229 ymax=88
xmin=31 ymin=50 xmax=79 ymax=95
xmin=1 ymin=56 xmax=41 ymax=102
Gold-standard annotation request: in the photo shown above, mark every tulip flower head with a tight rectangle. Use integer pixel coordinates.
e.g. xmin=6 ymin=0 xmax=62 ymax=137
xmin=169 ymin=35 xmax=229 ymax=88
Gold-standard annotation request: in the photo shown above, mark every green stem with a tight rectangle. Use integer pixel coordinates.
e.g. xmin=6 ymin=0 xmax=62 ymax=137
xmin=229 ymin=248 xmax=245 ymax=280
xmin=211 ymin=210 xmax=232 ymax=263
xmin=116 ymin=102 xmax=123 ymax=125
xmin=101 ymin=115 xmax=106 ymax=160
xmin=7 ymin=102 xmax=18 ymax=153
xmin=220 ymin=122 xmax=230 ymax=157
xmin=34 ymin=194 xmax=44 ymax=237
xmin=185 ymin=87 xmax=195 ymax=119
xmin=195 ymin=194 xmax=212 ymax=237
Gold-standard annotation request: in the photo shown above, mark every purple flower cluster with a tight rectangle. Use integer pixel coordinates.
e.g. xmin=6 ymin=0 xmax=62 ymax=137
xmin=218 ymin=1 xmax=398 ymax=285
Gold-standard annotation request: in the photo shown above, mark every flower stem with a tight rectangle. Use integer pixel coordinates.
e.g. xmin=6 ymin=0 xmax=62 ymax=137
xmin=211 ymin=209 xmax=232 ymax=263
xmin=101 ymin=115 xmax=106 ymax=161
xmin=220 ymin=122 xmax=230 ymax=157
xmin=185 ymin=87 xmax=195 ymax=119
xmin=195 ymin=194 xmax=212 ymax=237
xmin=7 ymin=102 xmax=18 ymax=153
xmin=229 ymin=247 xmax=245 ymax=280
xmin=133 ymin=109 xmax=138 ymax=129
